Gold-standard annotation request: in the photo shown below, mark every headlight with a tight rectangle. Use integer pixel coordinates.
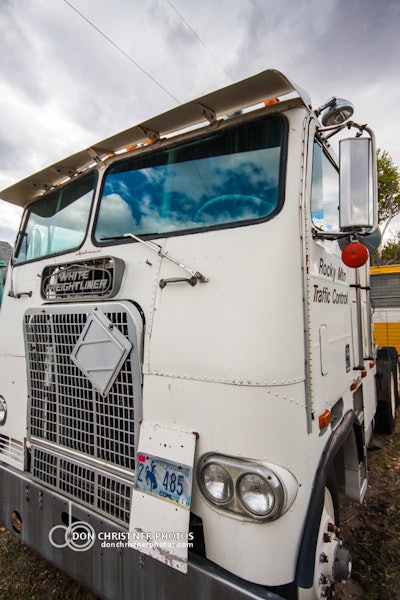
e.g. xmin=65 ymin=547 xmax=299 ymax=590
xmin=237 ymin=473 xmax=275 ymax=516
xmin=200 ymin=463 xmax=233 ymax=503
xmin=197 ymin=453 xmax=297 ymax=521
xmin=0 ymin=396 xmax=7 ymax=425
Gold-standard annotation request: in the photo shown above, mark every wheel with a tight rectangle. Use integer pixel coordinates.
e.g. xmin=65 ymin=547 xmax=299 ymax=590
xmin=298 ymin=488 xmax=351 ymax=600
xmin=375 ymin=347 xmax=398 ymax=434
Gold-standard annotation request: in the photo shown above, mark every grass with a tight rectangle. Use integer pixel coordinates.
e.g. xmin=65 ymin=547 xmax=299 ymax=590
xmin=337 ymin=417 xmax=400 ymax=599
xmin=0 ymin=526 xmax=95 ymax=599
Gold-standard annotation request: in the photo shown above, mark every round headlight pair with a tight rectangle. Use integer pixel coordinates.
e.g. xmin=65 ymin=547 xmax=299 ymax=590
xmin=0 ymin=396 xmax=7 ymax=426
xmin=200 ymin=460 xmax=278 ymax=517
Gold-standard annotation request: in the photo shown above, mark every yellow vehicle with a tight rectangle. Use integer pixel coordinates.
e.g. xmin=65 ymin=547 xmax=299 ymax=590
xmin=371 ymin=265 xmax=400 ymax=351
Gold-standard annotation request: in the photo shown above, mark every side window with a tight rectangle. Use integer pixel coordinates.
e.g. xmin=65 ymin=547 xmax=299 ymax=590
xmin=311 ymin=140 xmax=340 ymax=232
xmin=14 ymin=172 xmax=95 ymax=263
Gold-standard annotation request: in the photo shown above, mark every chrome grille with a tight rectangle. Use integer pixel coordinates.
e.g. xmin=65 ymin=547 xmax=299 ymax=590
xmin=0 ymin=433 xmax=24 ymax=465
xmin=24 ymin=302 xmax=142 ymax=524
xmin=31 ymin=446 xmax=132 ymax=523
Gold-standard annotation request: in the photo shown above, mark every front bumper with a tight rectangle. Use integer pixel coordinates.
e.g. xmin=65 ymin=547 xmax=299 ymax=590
xmin=0 ymin=464 xmax=285 ymax=600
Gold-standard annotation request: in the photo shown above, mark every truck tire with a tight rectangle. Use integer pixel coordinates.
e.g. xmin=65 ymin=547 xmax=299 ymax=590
xmin=298 ymin=486 xmax=351 ymax=600
xmin=296 ymin=414 xmax=354 ymax=598
xmin=375 ymin=347 xmax=398 ymax=434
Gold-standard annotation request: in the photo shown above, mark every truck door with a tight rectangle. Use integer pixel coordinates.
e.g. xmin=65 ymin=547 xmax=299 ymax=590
xmin=308 ymin=138 xmax=353 ymax=422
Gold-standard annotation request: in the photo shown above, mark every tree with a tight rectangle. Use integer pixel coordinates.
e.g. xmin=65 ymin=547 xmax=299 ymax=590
xmin=380 ymin=232 xmax=400 ymax=264
xmin=374 ymin=149 xmax=400 ymax=264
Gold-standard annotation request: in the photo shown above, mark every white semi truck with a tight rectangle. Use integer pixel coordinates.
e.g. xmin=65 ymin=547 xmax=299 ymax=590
xmin=0 ymin=70 xmax=397 ymax=599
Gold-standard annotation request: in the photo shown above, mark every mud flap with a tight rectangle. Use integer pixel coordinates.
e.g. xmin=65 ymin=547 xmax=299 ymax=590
xmin=129 ymin=422 xmax=197 ymax=573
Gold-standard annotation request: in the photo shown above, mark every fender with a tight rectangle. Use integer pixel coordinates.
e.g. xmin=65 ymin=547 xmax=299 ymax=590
xmin=295 ymin=410 xmax=355 ymax=588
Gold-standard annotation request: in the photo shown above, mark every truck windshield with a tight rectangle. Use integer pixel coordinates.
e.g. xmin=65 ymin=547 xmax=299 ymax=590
xmin=94 ymin=116 xmax=285 ymax=242
xmin=14 ymin=172 xmax=96 ymax=264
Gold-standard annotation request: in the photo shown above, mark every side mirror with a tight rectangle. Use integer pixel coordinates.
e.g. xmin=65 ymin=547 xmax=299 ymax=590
xmin=339 ymin=136 xmax=377 ymax=233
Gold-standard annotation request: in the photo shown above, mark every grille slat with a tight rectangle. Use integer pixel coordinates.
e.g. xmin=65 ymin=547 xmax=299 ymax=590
xmin=31 ymin=446 xmax=132 ymax=523
xmin=0 ymin=434 xmax=24 ymax=464
xmin=24 ymin=302 xmax=142 ymax=524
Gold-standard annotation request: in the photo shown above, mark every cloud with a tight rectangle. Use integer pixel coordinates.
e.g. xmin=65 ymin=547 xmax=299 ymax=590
xmin=0 ymin=200 xmax=21 ymax=244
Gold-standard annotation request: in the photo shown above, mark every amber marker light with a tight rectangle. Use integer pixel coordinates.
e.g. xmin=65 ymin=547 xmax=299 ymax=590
xmin=350 ymin=379 xmax=358 ymax=391
xmin=341 ymin=241 xmax=369 ymax=268
xmin=319 ymin=409 xmax=331 ymax=430
xmin=264 ymin=98 xmax=279 ymax=106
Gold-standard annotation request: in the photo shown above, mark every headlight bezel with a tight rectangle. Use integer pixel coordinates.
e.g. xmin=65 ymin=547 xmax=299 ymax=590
xmin=197 ymin=453 xmax=293 ymax=522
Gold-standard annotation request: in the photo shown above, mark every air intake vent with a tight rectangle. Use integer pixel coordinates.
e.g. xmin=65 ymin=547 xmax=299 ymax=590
xmin=24 ymin=301 xmax=142 ymax=524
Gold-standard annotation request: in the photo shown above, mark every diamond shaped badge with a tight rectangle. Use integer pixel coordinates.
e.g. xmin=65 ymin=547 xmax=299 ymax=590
xmin=71 ymin=308 xmax=132 ymax=397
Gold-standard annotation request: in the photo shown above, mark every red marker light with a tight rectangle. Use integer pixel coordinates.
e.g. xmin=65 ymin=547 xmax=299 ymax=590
xmin=138 ymin=454 xmax=146 ymax=463
xmin=341 ymin=241 xmax=369 ymax=268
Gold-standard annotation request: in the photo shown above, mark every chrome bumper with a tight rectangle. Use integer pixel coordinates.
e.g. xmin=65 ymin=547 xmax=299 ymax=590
xmin=0 ymin=463 xmax=285 ymax=600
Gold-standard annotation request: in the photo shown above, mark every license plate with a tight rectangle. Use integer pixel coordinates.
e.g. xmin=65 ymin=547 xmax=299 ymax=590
xmin=135 ymin=453 xmax=192 ymax=509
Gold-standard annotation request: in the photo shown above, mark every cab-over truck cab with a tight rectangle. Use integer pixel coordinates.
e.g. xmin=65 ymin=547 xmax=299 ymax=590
xmin=0 ymin=70 xmax=396 ymax=600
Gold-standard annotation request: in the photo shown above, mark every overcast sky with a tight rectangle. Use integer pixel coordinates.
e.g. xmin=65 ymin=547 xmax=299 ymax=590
xmin=0 ymin=0 xmax=399 ymax=244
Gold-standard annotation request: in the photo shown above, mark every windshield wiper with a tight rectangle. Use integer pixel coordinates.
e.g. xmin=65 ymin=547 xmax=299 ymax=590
xmin=101 ymin=233 xmax=209 ymax=287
